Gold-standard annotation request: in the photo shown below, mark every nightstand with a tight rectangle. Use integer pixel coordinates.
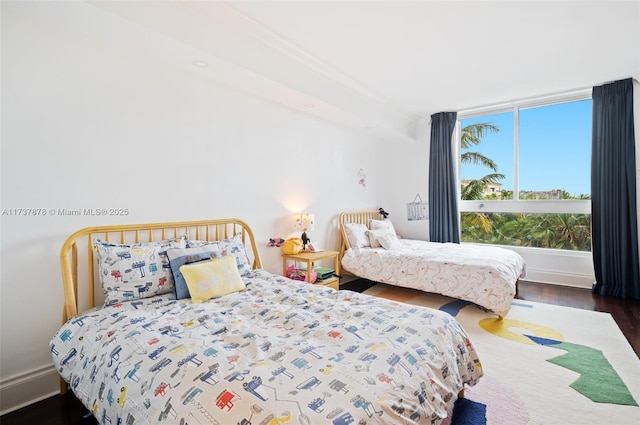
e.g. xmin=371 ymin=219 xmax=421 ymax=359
xmin=282 ymin=250 xmax=340 ymax=290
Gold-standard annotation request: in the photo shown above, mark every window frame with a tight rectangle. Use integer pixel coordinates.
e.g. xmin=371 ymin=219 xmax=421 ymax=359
xmin=456 ymin=89 xmax=592 ymax=245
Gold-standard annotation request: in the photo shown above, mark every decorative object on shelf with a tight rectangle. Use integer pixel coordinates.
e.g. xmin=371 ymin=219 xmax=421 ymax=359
xmin=294 ymin=212 xmax=315 ymax=251
xmin=407 ymin=194 xmax=428 ymax=221
xmin=314 ymin=267 xmax=335 ymax=281
xmin=285 ymin=264 xmax=317 ymax=283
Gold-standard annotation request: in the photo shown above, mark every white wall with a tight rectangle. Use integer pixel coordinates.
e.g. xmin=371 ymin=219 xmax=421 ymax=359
xmin=0 ymin=2 xmax=392 ymax=413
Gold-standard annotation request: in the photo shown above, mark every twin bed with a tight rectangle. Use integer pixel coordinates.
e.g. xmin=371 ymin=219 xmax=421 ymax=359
xmin=51 ymin=218 xmax=483 ymax=425
xmin=339 ymin=210 xmax=527 ymax=318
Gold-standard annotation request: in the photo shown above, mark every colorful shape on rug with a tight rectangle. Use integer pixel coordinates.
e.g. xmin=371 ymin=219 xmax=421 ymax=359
xmin=479 ymin=317 xmax=564 ymax=345
xmin=528 ymin=336 xmax=639 ymax=406
xmin=449 ymin=398 xmax=486 ymax=425
xmin=441 ymin=376 xmax=530 ymax=425
xmin=480 ymin=314 xmax=637 ymax=406
xmin=440 ymin=299 xmax=474 ymax=317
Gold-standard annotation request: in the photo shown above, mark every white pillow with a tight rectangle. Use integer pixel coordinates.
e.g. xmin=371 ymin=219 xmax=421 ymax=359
xmin=378 ymin=233 xmax=401 ymax=250
xmin=343 ymin=223 xmax=370 ymax=248
xmin=94 ymin=237 xmax=186 ymax=305
xmin=370 ymin=219 xmax=396 ymax=235
xmin=367 ymin=228 xmax=395 ymax=248
xmin=187 ymin=233 xmax=252 ymax=276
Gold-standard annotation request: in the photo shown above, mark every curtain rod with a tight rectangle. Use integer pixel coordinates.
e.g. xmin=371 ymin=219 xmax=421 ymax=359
xmin=597 ymin=77 xmax=639 ymax=87
xmin=459 ymin=77 xmax=638 ymax=117
xmin=458 ymin=87 xmax=590 ymax=116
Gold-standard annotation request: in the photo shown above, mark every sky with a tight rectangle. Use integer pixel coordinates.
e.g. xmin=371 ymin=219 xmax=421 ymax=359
xmin=460 ymin=99 xmax=592 ymax=197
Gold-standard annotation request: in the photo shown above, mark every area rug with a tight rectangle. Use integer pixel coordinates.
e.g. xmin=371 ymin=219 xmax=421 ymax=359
xmin=362 ymin=283 xmax=640 ymax=425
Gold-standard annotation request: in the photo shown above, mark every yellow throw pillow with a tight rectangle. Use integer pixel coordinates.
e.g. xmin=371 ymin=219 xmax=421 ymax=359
xmin=179 ymin=254 xmax=246 ymax=303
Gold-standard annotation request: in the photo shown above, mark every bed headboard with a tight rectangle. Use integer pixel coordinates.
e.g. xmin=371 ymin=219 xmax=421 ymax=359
xmin=338 ymin=210 xmax=386 ymax=258
xmin=59 ymin=218 xmax=261 ymax=323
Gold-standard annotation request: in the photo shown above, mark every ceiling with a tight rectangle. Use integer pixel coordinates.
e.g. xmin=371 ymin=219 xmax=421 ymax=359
xmin=89 ymin=1 xmax=640 ymax=142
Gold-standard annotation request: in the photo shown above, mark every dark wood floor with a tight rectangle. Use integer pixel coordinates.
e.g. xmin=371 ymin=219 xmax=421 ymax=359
xmin=2 ymin=280 xmax=638 ymax=425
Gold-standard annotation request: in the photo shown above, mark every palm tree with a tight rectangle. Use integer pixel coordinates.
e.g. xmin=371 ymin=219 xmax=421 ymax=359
xmin=460 ymin=123 xmax=501 ymax=171
xmin=460 ymin=174 xmax=505 ymax=200
xmin=549 ymin=214 xmax=592 ymax=251
xmin=500 ymin=189 xmax=513 ymax=199
xmin=460 ymin=123 xmax=505 ymax=200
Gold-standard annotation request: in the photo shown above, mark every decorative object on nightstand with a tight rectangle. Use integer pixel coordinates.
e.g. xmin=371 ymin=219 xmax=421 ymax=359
xmin=267 ymin=237 xmax=285 ymax=247
xmin=282 ymin=237 xmax=303 ymax=255
xmin=294 ymin=212 xmax=315 ymax=251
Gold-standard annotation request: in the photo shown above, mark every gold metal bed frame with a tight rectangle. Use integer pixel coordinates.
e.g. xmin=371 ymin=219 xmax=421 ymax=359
xmin=59 ymin=218 xmax=260 ymax=324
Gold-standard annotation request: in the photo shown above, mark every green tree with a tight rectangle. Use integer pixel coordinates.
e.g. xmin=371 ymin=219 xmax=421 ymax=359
xmin=460 ymin=123 xmax=505 ymax=200
xmin=500 ymin=189 xmax=513 ymax=199
xmin=460 ymin=174 xmax=505 ymax=200
xmin=460 ymin=123 xmax=501 ymax=170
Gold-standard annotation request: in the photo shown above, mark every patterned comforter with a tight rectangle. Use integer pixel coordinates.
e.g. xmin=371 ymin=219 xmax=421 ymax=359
xmin=51 ymin=270 xmax=483 ymax=425
xmin=341 ymin=240 xmax=526 ymax=317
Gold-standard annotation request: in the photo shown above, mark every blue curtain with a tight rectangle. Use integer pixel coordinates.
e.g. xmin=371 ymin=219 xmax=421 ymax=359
xmin=428 ymin=111 xmax=460 ymax=243
xmin=591 ymin=78 xmax=639 ymax=300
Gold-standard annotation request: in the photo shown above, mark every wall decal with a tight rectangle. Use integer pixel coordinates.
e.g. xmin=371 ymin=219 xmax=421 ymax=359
xmin=357 ymin=169 xmax=366 ymax=187
xmin=407 ymin=193 xmax=428 ymax=221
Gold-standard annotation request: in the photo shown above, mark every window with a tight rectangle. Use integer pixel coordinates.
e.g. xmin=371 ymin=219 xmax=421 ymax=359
xmin=458 ymin=93 xmax=592 ymax=252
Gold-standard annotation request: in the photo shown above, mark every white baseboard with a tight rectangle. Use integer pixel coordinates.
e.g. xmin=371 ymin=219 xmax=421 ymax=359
xmin=503 ymin=245 xmax=595 ymax=289
xmin=0 ymin=364 xmax=61 ymax=416
xmin=523 ymin=268 xmax=594 ymax=289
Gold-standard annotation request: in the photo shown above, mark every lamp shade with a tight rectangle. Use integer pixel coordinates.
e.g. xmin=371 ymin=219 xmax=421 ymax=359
xmin=294 ymin=213 xmax=315 ymax=232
